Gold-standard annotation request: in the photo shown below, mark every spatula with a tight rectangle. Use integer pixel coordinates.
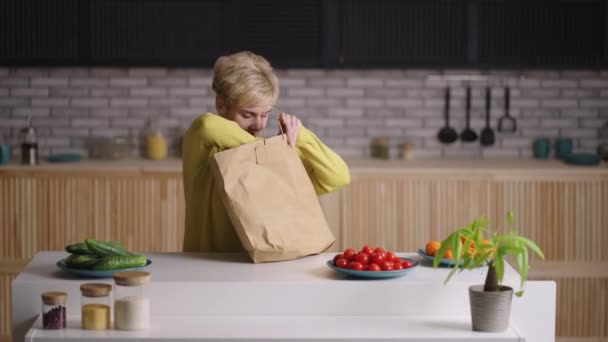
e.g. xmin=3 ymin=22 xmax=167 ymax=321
xmin=497 ymin=87 xmax=517 ymax=133
xmin=480 ymin=87 xmax=495 ymax=147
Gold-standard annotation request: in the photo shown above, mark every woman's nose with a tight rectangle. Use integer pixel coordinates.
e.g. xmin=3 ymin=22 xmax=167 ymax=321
xmin=252 ymin=116 xmax=264 ymax=129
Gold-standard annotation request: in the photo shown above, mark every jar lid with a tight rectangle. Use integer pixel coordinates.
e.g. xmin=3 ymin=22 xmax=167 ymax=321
xmin=113 ymin=271 xmax=151 ymax=286
xmin=80 ymin=283 xmax=112 ymax=297
xmin=371 ymin=137 xmax=389 ymax=146
xmin=41 ymin=291 xmax=67 ymax=305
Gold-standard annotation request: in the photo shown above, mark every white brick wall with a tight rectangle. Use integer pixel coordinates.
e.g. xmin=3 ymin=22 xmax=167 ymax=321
xmin=1 ymin=67 xmax=607 ymax=158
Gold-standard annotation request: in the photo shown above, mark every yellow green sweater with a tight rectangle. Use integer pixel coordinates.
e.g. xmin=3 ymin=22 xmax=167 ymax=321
xmin=182 ymin=113 xmax=351 ymax=252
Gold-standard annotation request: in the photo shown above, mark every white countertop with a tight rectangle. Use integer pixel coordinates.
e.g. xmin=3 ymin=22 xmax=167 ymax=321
xmin=14 ymin=251 xmax=510 ymax=284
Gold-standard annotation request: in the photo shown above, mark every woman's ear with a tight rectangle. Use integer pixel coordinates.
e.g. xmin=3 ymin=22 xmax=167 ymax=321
xmin=216 ymin=96 xmax=226 ymax=116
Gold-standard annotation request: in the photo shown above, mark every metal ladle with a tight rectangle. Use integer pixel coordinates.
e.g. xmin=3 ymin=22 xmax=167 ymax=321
xmin=437 ymin=87 xmax=458 ymax=144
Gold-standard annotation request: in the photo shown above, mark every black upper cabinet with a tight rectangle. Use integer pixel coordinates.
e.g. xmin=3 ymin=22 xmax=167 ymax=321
xmin=89 ymin=0 xmax=223 ymax=66
xmin=335 ymin=0 xmax=469 ymax=68
xmin=223 ymin=0 xmax=323 ymax=68
xmin=0 ymin=0 xmax=79 ymax=64
xmin=477 ymin=0 xmax=605 ymax=68
xmin=1 ymin=0 xmax=606 ymax=68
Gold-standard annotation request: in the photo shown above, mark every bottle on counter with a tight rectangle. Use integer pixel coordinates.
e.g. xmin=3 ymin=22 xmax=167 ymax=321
xmin=80 ymin=283 xmax=112 ymax=330
xmin=146 ymin=121 xmax=168 ymax=161
xmin=113 ymin=271 xmax=151 ymax=331
xmin=20 ymin=116 xmax=38 ymax=165
xmin=41 ymin=292 xmax=67 ymax=329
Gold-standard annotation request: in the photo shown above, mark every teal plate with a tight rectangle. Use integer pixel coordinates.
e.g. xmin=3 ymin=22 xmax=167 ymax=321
xmin=56 ymin=258 xmax=152 ymax=278
xmin=326 ymin=257 xmax=419 ymax=279
xmin=563 ymin=153 xmax=601 ymax=166
xmin=48 ymin=153 xmax=82 ymax=163
xmin=417 ymin=249 xmax=462 ymax=267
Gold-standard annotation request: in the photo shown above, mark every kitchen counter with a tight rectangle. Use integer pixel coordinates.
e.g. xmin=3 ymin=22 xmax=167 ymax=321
xmin=1 ymin=157 xmax=606 ymax=176
xmin=13 ymin=252 xmax=556 ymax=341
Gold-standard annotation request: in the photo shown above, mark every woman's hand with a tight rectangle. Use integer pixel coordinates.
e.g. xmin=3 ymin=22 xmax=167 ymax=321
xmin=278 ymin=112 xmax=302 ymax=148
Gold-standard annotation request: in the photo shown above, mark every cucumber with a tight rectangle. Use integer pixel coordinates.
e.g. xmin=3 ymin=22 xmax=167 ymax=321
xmin=65 ymin=254 xmax=99 ymax=269
xmin=65 ymin=242 xmax=93 ymax=255
xmin=108 ymin=241 xmax=129 ymax=253
xmin=92 ymin=255 xmax=148 ymax=270
xmin=85 ymin=239 xmax=130 ymax=257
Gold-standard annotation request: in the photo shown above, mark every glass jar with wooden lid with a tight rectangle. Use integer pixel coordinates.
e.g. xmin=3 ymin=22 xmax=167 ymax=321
xmin=113 ymin=271 xmax=151 ymax=330
xmin=80 ymin=283 xmax=112 ymax=330
xmin=371 ymin=137 xmax=390 ymax=159
xmin=41 ymin=291 xmax=67 ymax=329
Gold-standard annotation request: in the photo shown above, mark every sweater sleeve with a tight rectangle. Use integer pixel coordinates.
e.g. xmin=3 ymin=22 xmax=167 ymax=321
xmin=197 ymin=113 xmax=258 ymax=150
xmin=295 ymin=126 xmax=351 ymax=195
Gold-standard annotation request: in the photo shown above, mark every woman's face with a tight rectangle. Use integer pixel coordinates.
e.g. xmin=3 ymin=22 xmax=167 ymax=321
xmin=217 ymin=97 xmax=274 ymax=137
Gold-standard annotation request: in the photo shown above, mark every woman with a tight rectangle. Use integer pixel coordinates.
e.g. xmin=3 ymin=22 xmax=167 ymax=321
xmin=182 ymin=51 xmax=350 ymax=252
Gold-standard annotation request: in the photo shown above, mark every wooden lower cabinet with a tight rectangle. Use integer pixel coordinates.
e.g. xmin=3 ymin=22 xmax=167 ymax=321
xmin=1 ymin=164 xmax=607 ymax=340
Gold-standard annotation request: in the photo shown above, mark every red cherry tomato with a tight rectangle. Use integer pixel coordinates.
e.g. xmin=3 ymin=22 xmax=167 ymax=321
xmin=368 ymin=263 xmax=381 ymax=271
xmin=374 ymin=247 xmax=386 ymax=254
xmin=393 ymin=262 xmax=404 ymax=270
xmin=336 ymin=258 xmax=349 ymax=268
xmin=361 ymin=245 xmax=374 ymax=254
xmin=349 ymin=261 xmax=364 ymax=271
xmin=380 ymin=261 xmax=394 ymax=271
xmin=401 ymin=260 xmax=414 ymax=269
xmin=385 ymin=252 xmax=397 ymax=262
xmin=370 ymin=252 xmax=386 ymax=265
xmin=355 ymin=252 xmax=370 ymax=265
xmin=343 ymin=248 xmax=357 ymax=261
xmin=333 ymin=254 xmax=344 ymax=264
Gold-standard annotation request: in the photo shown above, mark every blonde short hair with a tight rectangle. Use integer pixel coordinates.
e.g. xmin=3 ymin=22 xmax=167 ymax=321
xmin=212 ymin=51 xmax=279 ymax=109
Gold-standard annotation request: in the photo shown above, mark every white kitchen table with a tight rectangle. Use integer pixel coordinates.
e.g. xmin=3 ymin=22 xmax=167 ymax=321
xmin=12 ymin=252 xmax=555 ymax=341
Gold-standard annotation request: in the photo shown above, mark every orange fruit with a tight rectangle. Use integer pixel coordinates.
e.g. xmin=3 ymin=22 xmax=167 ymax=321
xmin=444 ymin=249 xmax=453 ymax=259
xmin=425 ymin=241 xmax=441 ymax=256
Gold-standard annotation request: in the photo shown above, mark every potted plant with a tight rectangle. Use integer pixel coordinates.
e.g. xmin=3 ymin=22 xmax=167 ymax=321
xmin=433 ymin=211 xmax=545 ymax=332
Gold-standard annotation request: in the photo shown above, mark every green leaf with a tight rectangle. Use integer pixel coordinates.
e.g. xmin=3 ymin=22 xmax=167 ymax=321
xmin=515 ymin=290 xmax=524 ymax=297
xmin=506 ymin=211 xmax=514 ymax=226
xmin=443 ymin=265 xmax=460 ymax=285
xmin=519 ymin=247 xmax=529 ymax=289
xmin=451 ymin=235 xmax=462 ymax=263
xmin=500 ymin=245 xmax=524 ymax=255
xmin=518 ymin=236 xmax=545 ymax=260
xmin=470 ymin=254 xmax=490 ymax=269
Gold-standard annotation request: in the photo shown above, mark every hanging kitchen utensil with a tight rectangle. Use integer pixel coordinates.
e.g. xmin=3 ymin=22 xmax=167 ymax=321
xmin=480 ymin=87 xmax=495 ymax=147
xmin=497 ymin=87 xmax=517 ymax=133
xmin=437 ymin=87 xmax=458 ymax=144
xmin=460 ymin=86 xmax=477 ymax=142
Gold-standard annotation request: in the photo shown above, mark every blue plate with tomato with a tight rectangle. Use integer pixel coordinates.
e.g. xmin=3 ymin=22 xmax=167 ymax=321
xmin=326 ymin=257 xmax=419 ymax=279
xmin=416 ymin=249 xmax=462 ymax=267
xmin=56 ymin=258 xmax=152 ymax=278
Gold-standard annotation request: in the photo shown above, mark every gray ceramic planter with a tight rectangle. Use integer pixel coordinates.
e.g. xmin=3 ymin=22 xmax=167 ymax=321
xmin=469 ymin=284 xmax=513 ymax=332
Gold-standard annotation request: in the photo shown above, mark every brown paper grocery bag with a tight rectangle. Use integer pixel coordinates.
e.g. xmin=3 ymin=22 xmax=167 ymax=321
xmin=209 ymin=135 xmax=335 ymax=263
